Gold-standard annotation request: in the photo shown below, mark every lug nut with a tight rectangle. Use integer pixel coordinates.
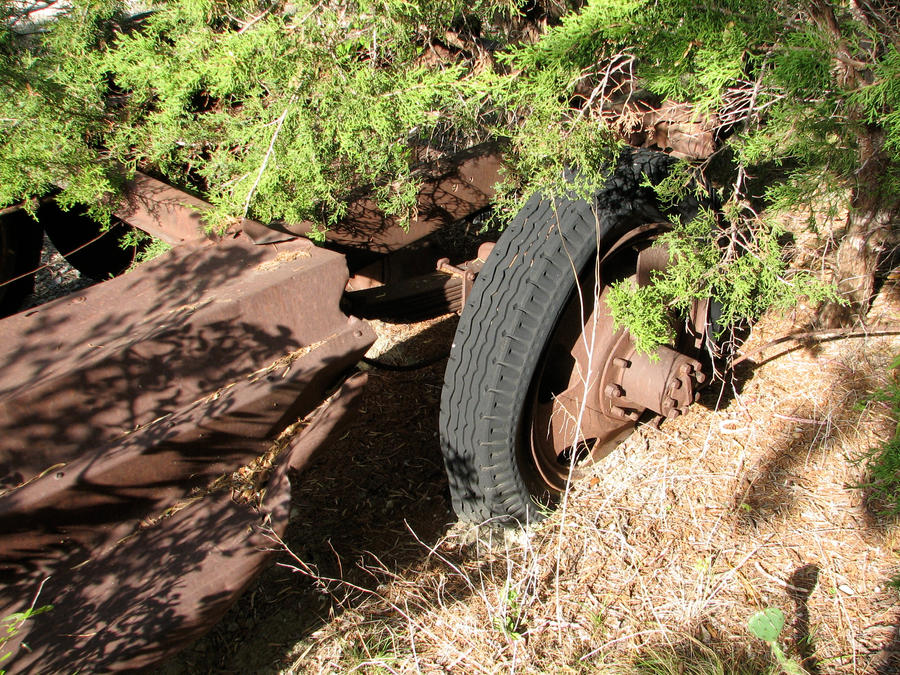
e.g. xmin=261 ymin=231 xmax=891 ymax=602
xmin=613 ymin=357 xmax=630 ymax=368
xmin=679 ymin=363 xmax=692 ymax=376
xmin=695 ymin=371 xmax=707 ymax=384
xmin=667 ymin=408 xmax=681 ymax=419
xmin=611 ymin=405 xmax=638 ymax=421
xmin=604 ymin=384 xmax=623 ymax=398
xmin=669 ymin=379 xmax=682 ymax=391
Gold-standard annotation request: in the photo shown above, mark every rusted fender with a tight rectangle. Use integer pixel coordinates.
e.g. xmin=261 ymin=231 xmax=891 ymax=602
xmin=0 ymin=372 xmax=368 ymax=673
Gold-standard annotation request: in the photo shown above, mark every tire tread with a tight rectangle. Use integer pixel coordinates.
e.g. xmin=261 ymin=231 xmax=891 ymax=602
xmin=440 ymin=149 xmax=695 ymax=523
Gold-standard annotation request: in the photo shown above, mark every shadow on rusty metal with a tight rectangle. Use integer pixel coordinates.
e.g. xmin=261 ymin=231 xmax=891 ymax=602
xmin=0 ymin=231 xmax=374 ymax=672
xmin=1 ymin=373 xmax=368 ymax=673
xmin=0 ymin=236 xmax=354 ymax=485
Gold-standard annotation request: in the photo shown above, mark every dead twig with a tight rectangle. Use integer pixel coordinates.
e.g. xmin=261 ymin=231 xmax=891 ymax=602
xmin=731 ymin=325 xmax=900 ymax=367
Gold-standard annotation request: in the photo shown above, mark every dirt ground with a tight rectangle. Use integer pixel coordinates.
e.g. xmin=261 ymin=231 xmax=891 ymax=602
xmin=154 ymin=274 xmax=900 ymax=674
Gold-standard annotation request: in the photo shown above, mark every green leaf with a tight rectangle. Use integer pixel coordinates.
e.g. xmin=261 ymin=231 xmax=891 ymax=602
xmin=748 ymin=607 xmax=785 ymax=642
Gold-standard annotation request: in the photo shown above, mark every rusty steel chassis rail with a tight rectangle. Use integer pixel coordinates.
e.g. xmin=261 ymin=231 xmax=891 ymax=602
xmin=0 ymin=145 xmax=502 ymax=672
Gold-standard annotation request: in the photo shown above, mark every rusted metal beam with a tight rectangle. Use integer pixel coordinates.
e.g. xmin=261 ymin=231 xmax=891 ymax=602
xmin=242 ymin=144 xmax=503 ymax=252
xmin=114 ymin=172 xmax=225 ymax=246
xmin=117 ymin=144 xmax=500 ymax=254
xmin=0 ymin=235 xmax=355 ymax=488
xmin=0 ymin=372 xmax=369 ymax=674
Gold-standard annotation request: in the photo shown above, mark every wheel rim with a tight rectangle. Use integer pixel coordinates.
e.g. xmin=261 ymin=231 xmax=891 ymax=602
xmin=523 ymin=226 xmax=707 ymax=494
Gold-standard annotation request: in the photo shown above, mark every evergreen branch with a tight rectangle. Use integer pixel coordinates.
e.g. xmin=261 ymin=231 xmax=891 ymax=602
xmin=237 ymin=1 xmax=280 ymax=34
xmin=241 ymin=98 xmax=295 ymax=221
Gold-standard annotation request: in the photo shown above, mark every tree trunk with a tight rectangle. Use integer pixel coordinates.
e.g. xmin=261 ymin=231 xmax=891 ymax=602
xmin=821 ymin=130 xmax=897 ymax=326
xmin=804 ymin=3 xmax=898 ymax=325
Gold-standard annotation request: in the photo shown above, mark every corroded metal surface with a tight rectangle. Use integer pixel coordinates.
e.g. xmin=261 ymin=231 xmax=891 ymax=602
xmin=0 ymin=372 xmax=369 ymax=673
xmin=115 ymin=172 xmax=288 ymax=248
xmin=244 ymin=144 xmax=502 ymax=252
xmin=117 ymin=145 xmax=499 ymax=253
xmin=0 ymin=322 xmax=372 ymax=565
xmin=0 ymin=228 xmax=376 ymax=672
xmin=343 ymin=248 xmax=492 ymax=320
xmin=0 ymin=140 xmax=496 ymax=672
xmin=115 ymin=172 xmax=227 ymax=246
xmin=344 ymin=269 xmax=466 ymax=320
xmin=0 ymin=235 xmax=351 ymax=487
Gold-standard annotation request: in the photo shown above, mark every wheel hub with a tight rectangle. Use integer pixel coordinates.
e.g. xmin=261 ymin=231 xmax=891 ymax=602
xmin=600 ymin=340 xmax=705 ymax=420
xmin=526 ymin=231 xmax=710 ymax=492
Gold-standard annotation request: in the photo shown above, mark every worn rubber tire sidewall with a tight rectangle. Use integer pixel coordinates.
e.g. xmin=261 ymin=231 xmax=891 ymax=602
xmin=439 ymin=148 xmax=701 ymax=524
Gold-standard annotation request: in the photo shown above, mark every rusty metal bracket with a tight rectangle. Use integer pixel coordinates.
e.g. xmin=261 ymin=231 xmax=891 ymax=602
xmin=343 ymin=244 xmax=494 ymax=321
xmin=436 ymin=258 xmax=476 ymax=311
xmin=436 ymin=242 xmax=494 ymax=314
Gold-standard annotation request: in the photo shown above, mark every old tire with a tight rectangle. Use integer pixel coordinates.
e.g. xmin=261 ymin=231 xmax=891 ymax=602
xmin=439 ymin=148 xmax=704 ymax=524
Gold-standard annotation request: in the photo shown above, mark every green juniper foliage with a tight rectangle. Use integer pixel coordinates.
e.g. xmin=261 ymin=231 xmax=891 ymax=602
xmin=606 ymin=209 xmax=838 ymax=354
xmin=2 ymin=0 xmax=515 ymax=230
xmin=2 ymin=0 xmax=898 ymax=339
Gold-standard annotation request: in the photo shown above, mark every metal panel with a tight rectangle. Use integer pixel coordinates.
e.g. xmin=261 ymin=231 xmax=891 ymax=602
xmin=0 ymin=235 xmax=351 ymax=487
xmin=0 ymin=322 xmax=373 ymax=565
xmin=0 ymin=373 xmax=369 ymax=674
xmin=114 ymin=172 xmax=226 ymax=246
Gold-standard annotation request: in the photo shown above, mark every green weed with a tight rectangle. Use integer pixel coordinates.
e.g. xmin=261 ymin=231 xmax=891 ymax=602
xmin=748 ymin=607 xmax=804 ymax=675
xmin=343 ymin=628 xmax=401 ymax=674
xmin=1 ymin=604 xmax=52 ymax=674
xmin=492 ymin=584 xmax=524 ymax=640
xmin=856 ymin=356 xmax=900 ymax=517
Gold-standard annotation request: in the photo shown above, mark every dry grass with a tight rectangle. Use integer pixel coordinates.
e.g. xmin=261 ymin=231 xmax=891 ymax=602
xmin=156 ymin=272 xmax=900 ymax=675
xmin=266 ymin=289 xmax=900 ymax=674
